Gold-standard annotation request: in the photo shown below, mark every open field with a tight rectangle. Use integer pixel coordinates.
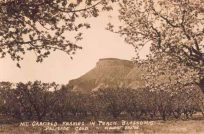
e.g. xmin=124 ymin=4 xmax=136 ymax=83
xmin=0 ymin=119 xmax=204 ymax=134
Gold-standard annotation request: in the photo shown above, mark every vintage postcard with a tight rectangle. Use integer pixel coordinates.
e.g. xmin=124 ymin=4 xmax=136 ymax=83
xmin=0 ymin=0 xmax=204 ymax=133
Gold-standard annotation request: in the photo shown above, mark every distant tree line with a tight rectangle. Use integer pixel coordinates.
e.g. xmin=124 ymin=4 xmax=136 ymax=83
xmin=0 ymin=81 xmax=204 ymax=122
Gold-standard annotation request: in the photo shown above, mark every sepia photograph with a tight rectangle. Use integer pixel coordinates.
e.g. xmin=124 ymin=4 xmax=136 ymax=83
xmin=0 ymin=0 xmax=204 ymax=133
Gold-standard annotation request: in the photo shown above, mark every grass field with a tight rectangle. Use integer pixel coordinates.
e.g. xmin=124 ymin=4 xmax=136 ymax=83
xmin=0 ymin=119 xmax=204 ymax=134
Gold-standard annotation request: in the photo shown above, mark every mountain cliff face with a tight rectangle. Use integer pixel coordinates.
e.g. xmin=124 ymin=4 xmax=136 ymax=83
xmin=68 ymin=58 xmax=145 ymax=91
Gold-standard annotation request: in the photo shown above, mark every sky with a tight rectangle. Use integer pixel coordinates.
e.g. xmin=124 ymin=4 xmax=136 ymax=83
xmin=0 ymin=9 xmax=138 ymax=84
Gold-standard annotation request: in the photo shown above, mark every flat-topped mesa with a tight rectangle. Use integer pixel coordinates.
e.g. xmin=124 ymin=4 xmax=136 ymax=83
xmin=96 ymin=58 xmax=134 ymax=68
xmin=68 ymin=58 xmax=144 ymax=92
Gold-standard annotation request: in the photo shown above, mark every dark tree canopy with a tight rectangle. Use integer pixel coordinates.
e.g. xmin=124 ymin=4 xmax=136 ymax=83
xmin=0 ymin=0 xmax=113 ymax=66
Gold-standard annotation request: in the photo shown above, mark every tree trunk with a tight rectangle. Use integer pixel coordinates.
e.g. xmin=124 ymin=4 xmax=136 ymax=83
xmin=196 ymin=81 xmax=204 ymax=116
xmin=198 ymin=78 xmax=204 ymax=93
xmin=160 ymin=110 xmax=167 ymax=121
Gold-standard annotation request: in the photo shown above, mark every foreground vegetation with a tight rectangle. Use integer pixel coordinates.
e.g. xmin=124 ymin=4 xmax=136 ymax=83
xmin=0 ymin=81 xmax=204 ymax=122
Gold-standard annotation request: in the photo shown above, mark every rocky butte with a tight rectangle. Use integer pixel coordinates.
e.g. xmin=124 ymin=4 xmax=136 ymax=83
xmin=68 ymin=58 xmax=145 ymax=92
